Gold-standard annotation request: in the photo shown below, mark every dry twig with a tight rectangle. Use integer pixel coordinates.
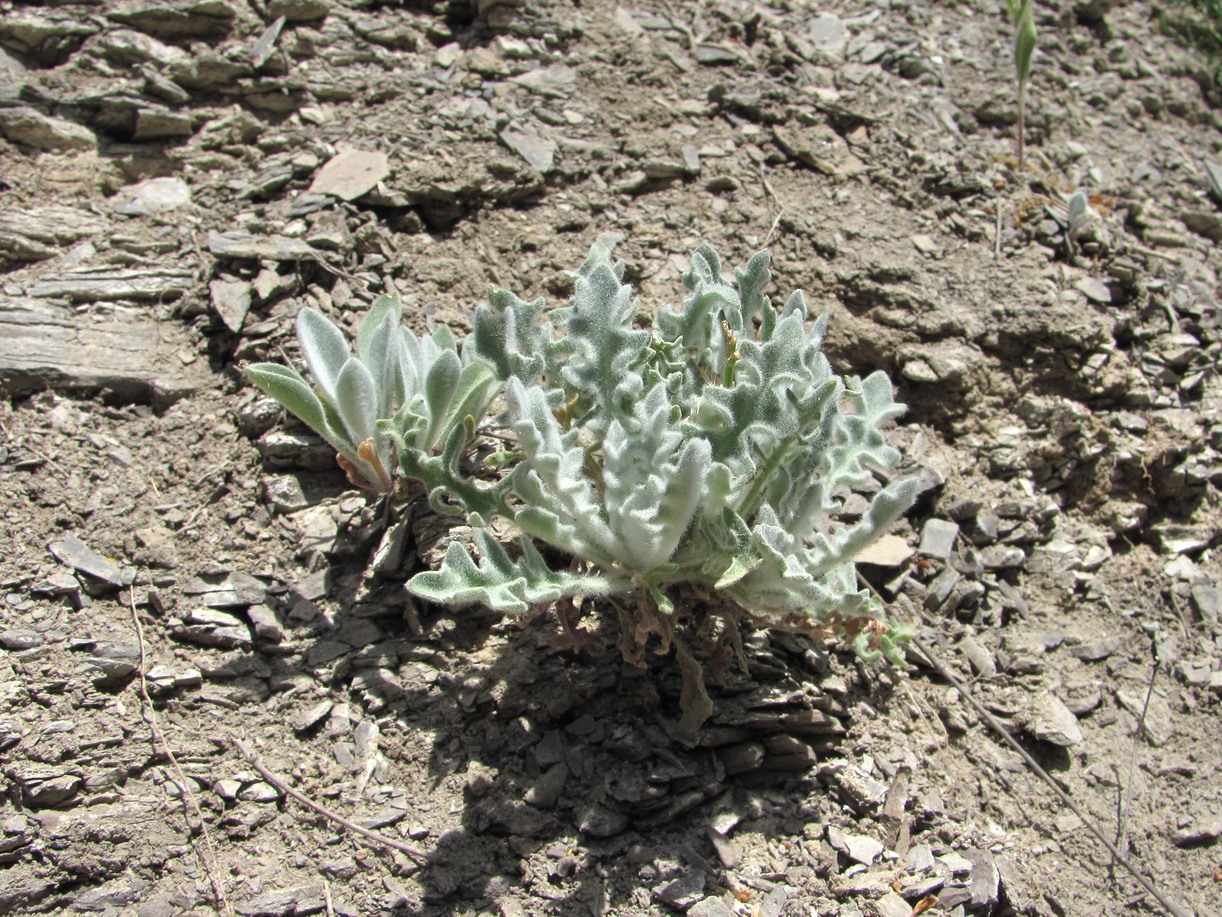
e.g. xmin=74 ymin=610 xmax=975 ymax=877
xmin=128 ymin=591 xmax=235 ymax=917
xmin=1114 ymin=650 xmax=1159 ymax=881
xmin=233 ymin=739 xmax=429 ymax=863
xmin=908 ymin=631 xmax=1192 ymax=917
xmin=758 ymin=164 xmax=786 ymax=248
xmin=994 ymin=200 xmax=1004 ymax=258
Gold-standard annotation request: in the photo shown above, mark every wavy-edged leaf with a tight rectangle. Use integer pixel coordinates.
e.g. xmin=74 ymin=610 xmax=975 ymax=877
xmin=731 ymin=249 xmax=772 ymax=334
xmin=473 ymin=287 xmax=551 ymax=382
xmin=805 ymin=477 xmax=918 ymax=576
xmin=634 ymin=437 xmax=710 ymax=571
xmin=682 ymin=243 xmax=725 ymax=289
xmin=702 ymin=507 xmax=760 ymax=588
xmin=560 ymin=250 xmax=651 ymax=428
xmin=510 ymin=380 xmax=601 ymax=510
xmin=508 ymin=378 xmax=617 ymax=563
xmin=379 ymin=408 xmax=427 ymax=459
xmin=513 ymin=502 xmax=594 ymax=560
xmin=730 ymin=510 xmax=871 ymax=621
xmin=407 ymin=532 xmax=624 ymax=614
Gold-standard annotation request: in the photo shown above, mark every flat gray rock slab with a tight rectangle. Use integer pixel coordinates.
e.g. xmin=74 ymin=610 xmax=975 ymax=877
xmin=0 ymin=295 xmax=210 ymax=403
xmin=0 ymin=206 xmax=108 ymax=264
xmin=209 ymin=230 xmax=320 ymax=261
xmin=510 ymin=65 xmax=577 ymax=96
xmin=0 ymin=106 xmax=96 ymax=151
xmin=48 ymin=534 xmax=127 ymax=587
xmin=27 ymin=265 xmax=195 ymax=302
xmin=920 ymin=518 xmax=960 ymax=559
xmin=112 ymin=177 xmax=192 ymax=216
xmin=772 ymin=123 xmax=864 ymax=178
xmin=0 ymin=47 xmax=25 ymax=104
xmin=308 ymin=149 xmax=389 ymax=201
xmin=107 ymin=0 xmax=237 ymax=41
xmin=499 ymin=127 xmax=556 ymax=173
xmin=808 ymin=14 xmax=847 ymax=55
xmin=1026 ymin=690 xmax=1084 ymax=747
xmin=210 ymin=278 xmax=252 ymax=332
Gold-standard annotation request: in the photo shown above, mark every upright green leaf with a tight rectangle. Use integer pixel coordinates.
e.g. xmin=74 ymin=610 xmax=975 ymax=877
xmin=334 ymin=357 xmax=378 ymax=446
xmin=1009 ymin=0 xmax=1036 ymax=166
xmin=431 ymin=361 xmax=499 ymax=452
xmin=422 ymin=349 xmax=461 ymax=448
xmin=296 ymin=307 xmax=350 ymax=403
xmin=356 ymin=294 xmax=401 ymax=365
xmin=1014 ymin=0 xmax=1036 ymax=94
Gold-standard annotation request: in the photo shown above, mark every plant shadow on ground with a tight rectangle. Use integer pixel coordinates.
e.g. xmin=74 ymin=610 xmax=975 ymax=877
xmin=307 ymin=558 xmax=904 ymax=914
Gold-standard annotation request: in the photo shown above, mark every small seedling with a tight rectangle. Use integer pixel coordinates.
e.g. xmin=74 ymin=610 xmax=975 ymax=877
xmin=1064 ymin=188 xmax=1090 ymax=254
xmin=1005 ymin=0 xmax=1037 ymax=168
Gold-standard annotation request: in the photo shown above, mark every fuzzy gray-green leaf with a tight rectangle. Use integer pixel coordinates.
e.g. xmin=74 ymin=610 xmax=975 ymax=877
xmin=364 ymin=310 xmax=402 ymax=418
xmin=423 ymin=348 xmax=461 ymax=447
xmin=473 ymin=287 xmax=551 ymax=382
xmin=356 ymin=293 xmax=401 ymax=365
xmin=297 ymin=307 xmax=350 ymax=403
xmin=245 ymin=362 xmax=350 ymax=453
xmin=407 ymin=532 xmax=623 ymax=614
xmin=431 ymin=360 xmax=499 ymax=451
xmin=334 ymin=357 xmax=379 ymax=446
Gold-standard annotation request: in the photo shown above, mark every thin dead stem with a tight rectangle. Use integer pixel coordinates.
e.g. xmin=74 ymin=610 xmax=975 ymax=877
xmin=994 ymin=199 xmax=1004 ymax=259
xmin=128 ymin=591 xmax=235 ymax=917
xmin=234 ymin=740 xmax=429 ymax=864
xmin=860 ymin=574 xmax=1192 ymax=915
xmin=1114 ymin=650 xmax=1159 ymax=881
xmin=897 ymin=680 xmax=948 ymax=746
xmin=758 ymin=163 xmax=787 ymax=248
xmin=908 ymin=632 xmax=1191 ymax=917
xmin=305 ymin=250 xmax=375 ymax=294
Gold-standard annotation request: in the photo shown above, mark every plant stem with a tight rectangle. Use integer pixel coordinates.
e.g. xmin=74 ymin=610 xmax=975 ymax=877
xmin=1018 ymin=89 xmax=1026 ymax=170
xmin=734 ymin=435 xmax=796 ymax=519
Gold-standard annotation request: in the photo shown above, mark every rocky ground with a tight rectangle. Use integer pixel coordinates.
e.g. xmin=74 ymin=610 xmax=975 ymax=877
xmin=1 ymin=0 xmax=1221 ymax=915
